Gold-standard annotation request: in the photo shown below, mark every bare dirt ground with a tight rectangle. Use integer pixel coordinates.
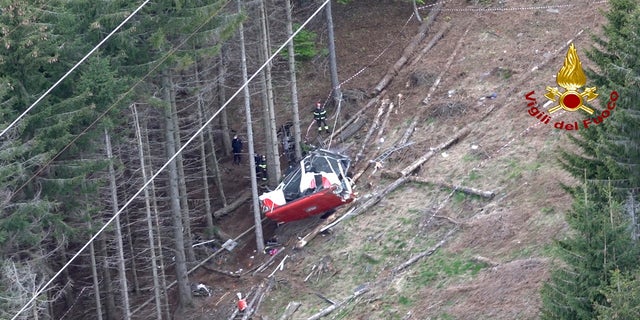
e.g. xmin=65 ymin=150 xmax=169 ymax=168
xmin=187 ymin=0 xmax=610 ymax=319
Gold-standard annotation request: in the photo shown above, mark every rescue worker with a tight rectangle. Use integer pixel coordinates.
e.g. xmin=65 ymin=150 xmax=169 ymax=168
xmin=313 ymin=101 xmax=329 ymax=133
xmin=257 ymin=154 xmax=268 ymax=182
xmin=232 ymin=135 xmax=243 ymax=165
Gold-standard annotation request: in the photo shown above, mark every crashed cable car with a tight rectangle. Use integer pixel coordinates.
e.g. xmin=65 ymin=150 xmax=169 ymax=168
xmin=259 ymin=149 xmax=356 ymax=223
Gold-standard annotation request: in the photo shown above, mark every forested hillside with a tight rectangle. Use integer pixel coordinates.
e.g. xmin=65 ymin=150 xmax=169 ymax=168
xmin=1 ymin=0 xmax=638 ymax=319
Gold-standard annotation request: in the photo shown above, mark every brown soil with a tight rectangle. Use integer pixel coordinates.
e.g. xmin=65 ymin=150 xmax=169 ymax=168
xmin=187 ymin=0 xmax=609 ymax=319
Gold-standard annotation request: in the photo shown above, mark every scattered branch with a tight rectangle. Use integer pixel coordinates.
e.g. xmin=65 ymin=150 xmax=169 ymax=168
xmin=307 ymin=286 xmax=370 ymax=320
xmin=394 ymin=227 xmax=458 ymax=273
xmin=213 ymin=190 xmax=252 ymax=218
xmin=355 ymin=100 xmax=388 ymax=164
xmin=407 ymin=176 xmax=495 ymax=199
xmin=278 ymin=301 xmax=301 ymax=320
xmin=373 ymin=2 xmax=443 ymax=94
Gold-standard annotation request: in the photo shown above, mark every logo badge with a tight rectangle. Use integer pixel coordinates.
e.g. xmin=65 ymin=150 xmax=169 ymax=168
xmin=544 ymin=43 xmax=598 ymax=115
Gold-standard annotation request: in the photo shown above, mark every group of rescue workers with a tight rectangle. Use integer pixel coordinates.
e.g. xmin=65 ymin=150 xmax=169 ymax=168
xmin=230 ymin=100 xmax=329 ymax=182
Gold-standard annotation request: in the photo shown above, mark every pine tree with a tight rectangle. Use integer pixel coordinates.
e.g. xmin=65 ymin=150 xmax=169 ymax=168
xmin=541 ymin=183 xmax=639 ymax=319
xmin=595 ymin=270 xmax=640 ymax=319
xmin=542 ymin=1 xmax=640 ymax=318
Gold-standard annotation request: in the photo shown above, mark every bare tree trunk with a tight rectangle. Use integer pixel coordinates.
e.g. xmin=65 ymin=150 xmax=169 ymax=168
xmin=198 ymin=99 xmax=215 ymax=233
xmin=326 ymin=0 xmax=341 ymax=104
xmin=162 ymin=71 xmax=193 ymax=310
xmin=218 ymin=47 xmax=232 ymax=156
xmin=239 ymin=0 xmax=265 ymax=253
xmin=123 ymin=213 xmax=140 ymax=293
xmin=412 ymin=0 xmax=423 ymax=23
xmin=132 ymin=104 xmax=164 ymax=320
xmin=169 ymin=86 xmax=196 ymax=264
xmin=285 ymin=0 xmax=302 ymax=161
xmin=199 ymin=58 xmax=227 ymax=208
xmin=143 ymin=117 xmax=172 ymax=320
xmin=104 ymin=129 xmax=131 ymax=320
xmin=98 ymin=229 xmax=117 ymax=320
xmin=259 ymin=0 xmax=282 ymax=187
xmin=88 ymin=220 xmax=104 ymax=320
xmin=205 ymin=112 xmax=227 ymax=207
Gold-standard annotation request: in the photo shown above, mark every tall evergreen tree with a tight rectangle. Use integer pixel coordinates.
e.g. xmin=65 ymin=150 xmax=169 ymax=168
xmin=542 ymin=1 xmax=640 ymax=318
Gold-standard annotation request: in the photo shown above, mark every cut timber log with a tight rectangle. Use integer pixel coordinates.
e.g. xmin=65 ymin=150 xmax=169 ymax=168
xmin=372 ymin=2 xmax=443 ymax=94
xmin=307 ymin=286 xmax=370 ymax=320
xmin=400 ymin=127 xmax=470 ymax=177
xmin=351 ymin=161 xmax=372 ymax=183
xmin=375 ymin=102 xmax=395 ymax=142
xmin=329 ymin=94 xmax=382 ymax=143
xmin=213 ymin=190 xmax=251 ymax=218
xmin=394 ymin=227 xmax=458 ymax=273
xmin=421 ymin=24 xmax=471 ymax=105
xmin=398 ymin=116 xmax=417 ymax=146
xmin=407 ymin=176 xmax=495 ymax=199
xmin=336 ymin=115 xmax=367 ymax=142
xmin=408 ymin=22 xmax=451 ymax=69
xmin=279 ymin=301 xmax=301 ymax=320
xmin=252 ymin=247 xmax=284 ymax=275
xmin=354 ymin=100 xmax=388 ymax=164
xmin=241 ymin=279 xmax=274 ymax=320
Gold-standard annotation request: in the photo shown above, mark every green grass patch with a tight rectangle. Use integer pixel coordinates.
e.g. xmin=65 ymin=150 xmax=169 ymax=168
xmin=463 ymin=153 xmax=479 ymax=162
xmin=412 ymin=251 xmax=489 ymax=288
xmin=468 ymin=169 xmax=481 ymax=181
xmin=398 ymin=295 xmax=412 ymax=306
xmin=540 ymin=206 xmax=555 ymax=215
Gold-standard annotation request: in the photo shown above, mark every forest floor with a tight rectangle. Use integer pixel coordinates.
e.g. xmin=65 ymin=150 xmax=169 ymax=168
xmin=185 ymin=0 xmax=610 ymax=319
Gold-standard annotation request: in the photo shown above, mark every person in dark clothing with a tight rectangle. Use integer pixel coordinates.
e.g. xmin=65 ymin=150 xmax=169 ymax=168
xmin=313 ymin=101 xmax=329 ymax=133
xmin=256 ymin=154 xmax=268 ymax=182
xmin=254 ymin=154 xmax=267 ymax=181
xmin=232 ymin=135 xmax=243 ymax=165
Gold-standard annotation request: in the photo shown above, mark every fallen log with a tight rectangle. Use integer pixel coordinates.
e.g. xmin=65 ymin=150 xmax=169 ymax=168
xmin=373 ymin=2 xmax=443 ymax=94
xmin=421 ymin=23 xmax=471 ymax=105
xmin=242 ymin=278 xmax=274 ymax=320
xmin=307 ymin=286 xmax=370 ymax=320
xmin=408 ymin=21 xmax=451 ymax=70
xmin=298 ymin=127 xmax=469 ymax=249
xmin=201 ymin=265 xmax=241 ymax=278
xmin=354 ymin=100 xmax=388 ymax=164
xmin=268 ymin=254 xmax=290 ymax=278
xmin=433 ymin=215 xmax=461 ymax=226
xmin=336 ymin=115 xmax=367 ymax=142
xmin=252 ymin=247 xmax=285 ymax=276
xmin=314 ymin=292 xmax=337 ymax=305
xmin=328 ymin=94 xmax=382 ymax=143
xmin=393 ymin=227 xmax=458 ymax=273
xmin=407 ymin=176 xmax=495 ymax=199
xmin=398 ymin=116 xmax=417 ymax=146
xmin=375 ymin=101 xmax=395 ymax=143
xmin=351 ymin=161 xmax=372 ymax=183
xmin=400 ymin=126 xmax=470 ymax=177
xmin=278 ymin=301 xmax=301 ymax=320
xmin=213 ymin=190 xmax=251 ymax=218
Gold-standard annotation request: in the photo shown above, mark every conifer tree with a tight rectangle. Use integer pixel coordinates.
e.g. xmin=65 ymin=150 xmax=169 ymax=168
xmin=542 ymin=1 xmax=640 ymax=318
